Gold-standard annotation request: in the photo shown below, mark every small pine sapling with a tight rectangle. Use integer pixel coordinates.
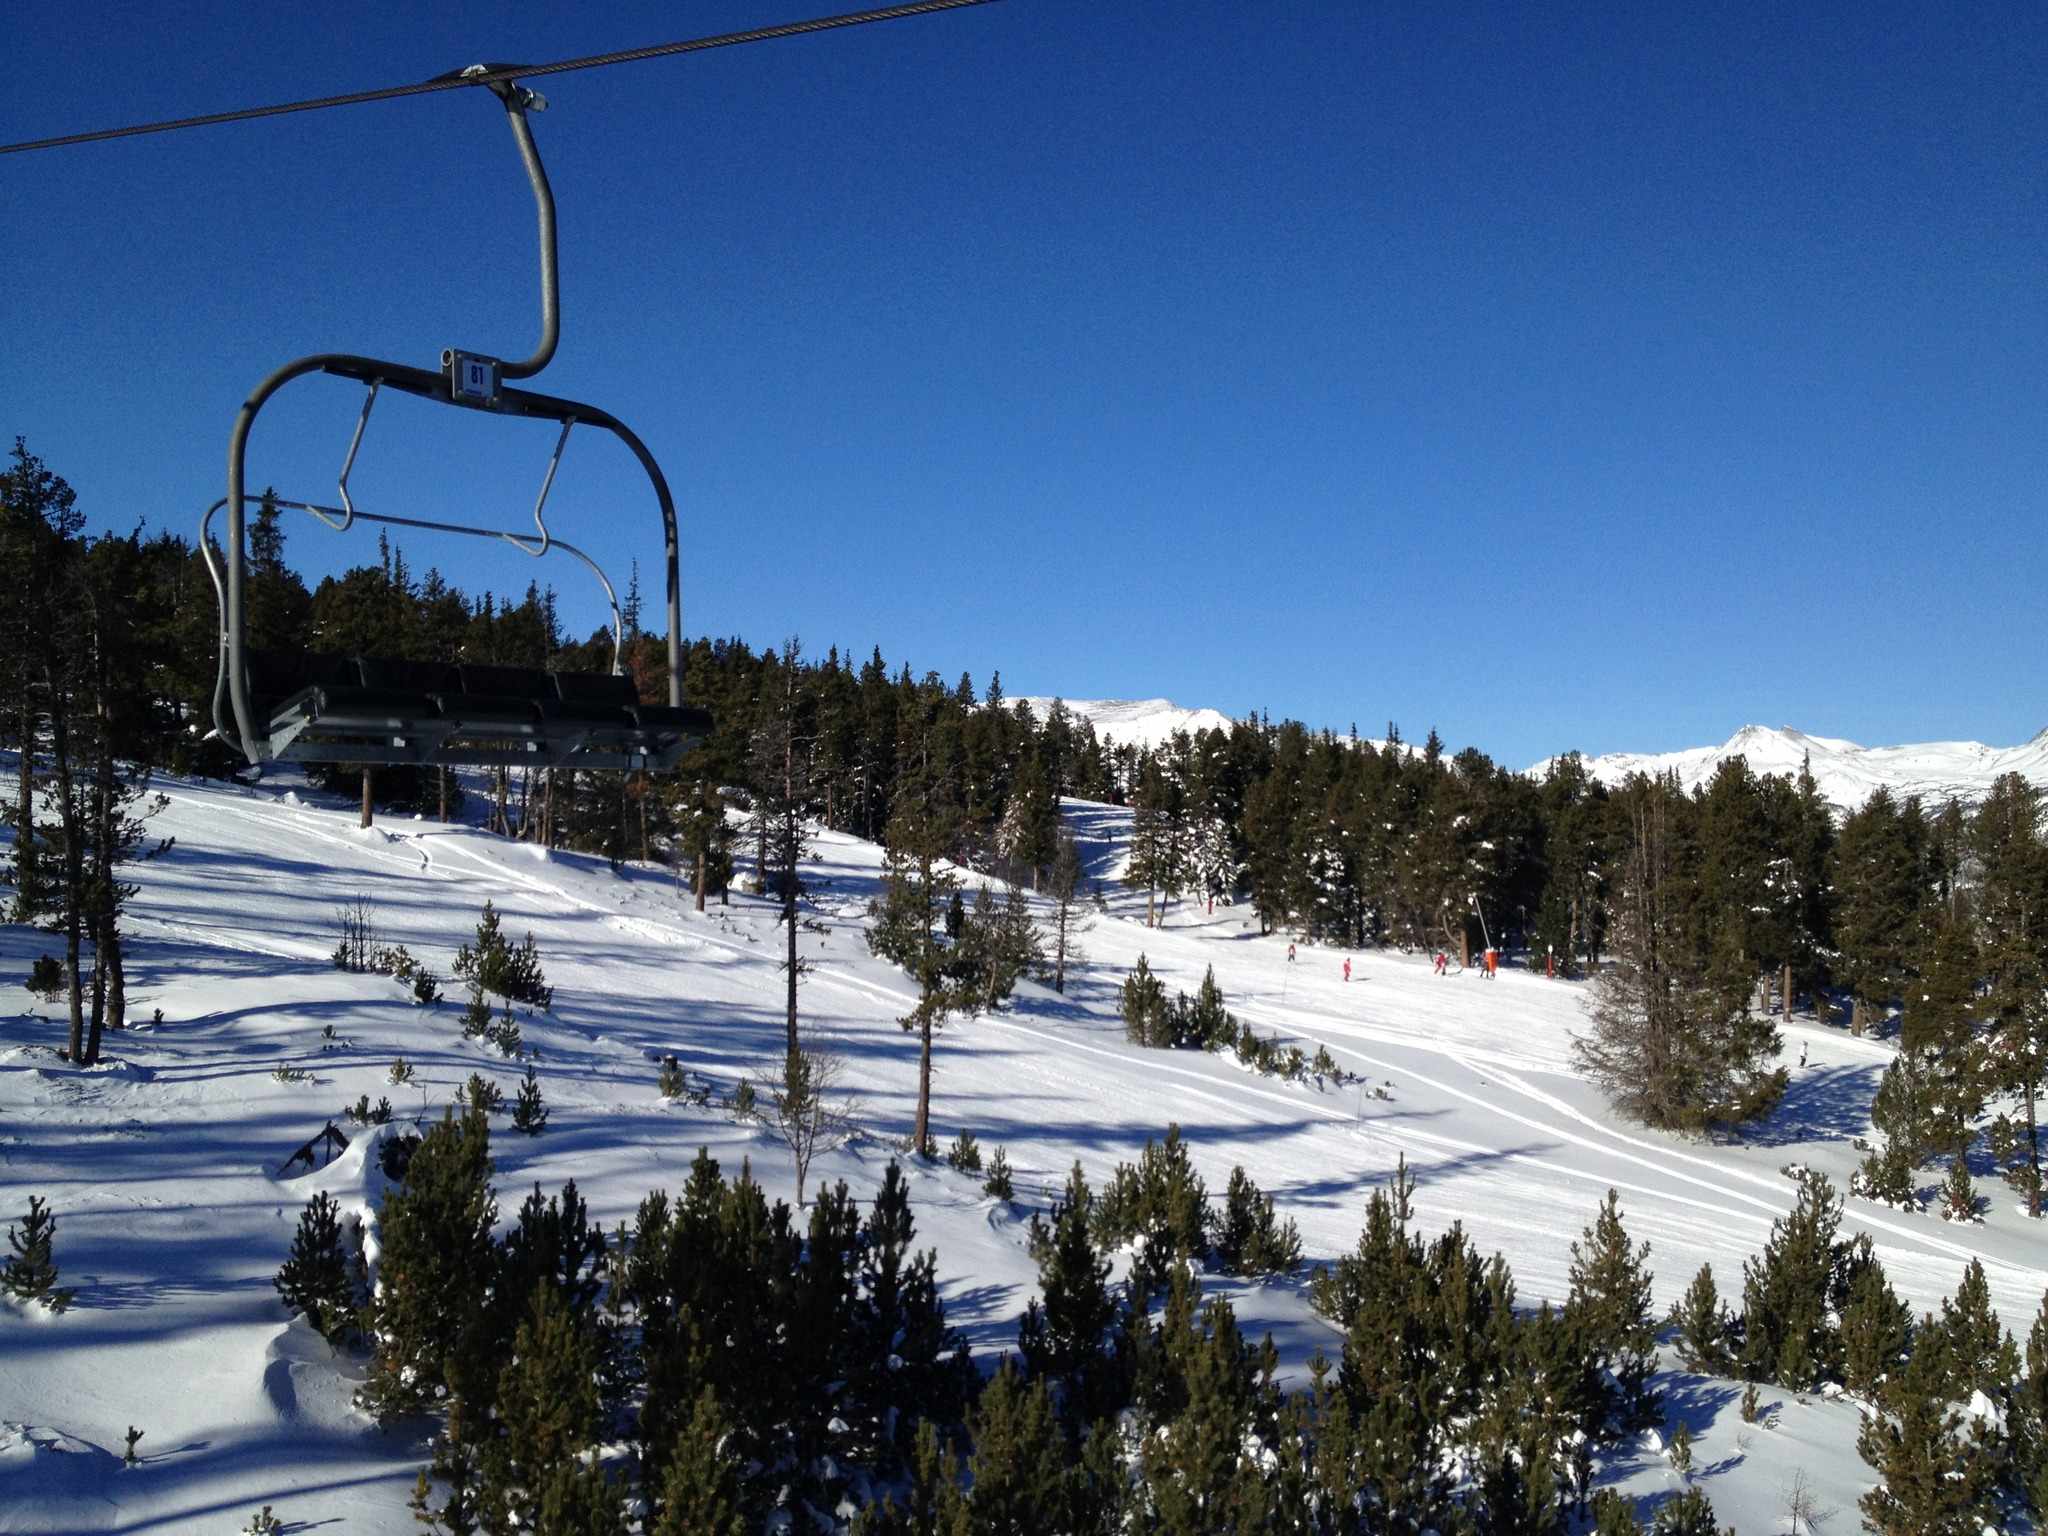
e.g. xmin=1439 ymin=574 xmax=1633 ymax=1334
xmin=388 ymin=1057 xmax=415 ymax=1086
xmin=3 ymin=1195 xmax=76 ymax=1312
xmin=1740 ymin=1382 xmax=1761 ymax=1423
xmin=411 ymin=968 xmax=442 ymax=1006
xmin=731 ymin=1078 xmax=756 ymax=1118
xmin=457 ymin=1072 xmax=503 ymax=1113
xmin=26 ymin=954 xmax=63 ymax=1001
xmin=1668 ymin=1417 xmax=1693 ymax=1475
xmin=946 ymin=1129 xmax=983 ymax=1173
xmin=271 ymin=1063 xmax=311 ymax=1084
xmin=657 ymin=1055 xmax=686 ymax=1098
xmin=1940 ymin=1156 xmax=1981 ymax=1222
xmin=124 ymin=1426 xmax=142 ymax=1465
xmin=274 ymin=1190 xmax=361 ymax=1345
xmin=487 ymin=1001 xmax=523 ymax=1059
xmin=512 ymin=1065 xmax=548 ymax=1135
xmin=983 ymin=1146 xmax=1015 ymax=1201
xmin=342 ymin=1094 xmax=393 ymax=1127
xmin=460 ymin=988 xmax=492 ymax=1039
xmin=241 ymin=1506 xmax=283 ymax=1536
xmin=1590 ymin=1490 xmax=1647 ymax=1534
xmin=1311 ymin=1043 xmax=1339 ymax=1082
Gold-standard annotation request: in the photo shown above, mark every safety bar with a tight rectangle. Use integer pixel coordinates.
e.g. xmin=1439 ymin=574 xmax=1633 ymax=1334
xmin=199 ymin=492 xmax=624 ymax=672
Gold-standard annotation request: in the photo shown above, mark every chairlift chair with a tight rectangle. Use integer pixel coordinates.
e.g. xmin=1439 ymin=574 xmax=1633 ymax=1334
xmin=202 ymin=71 xmax=710 ymax=773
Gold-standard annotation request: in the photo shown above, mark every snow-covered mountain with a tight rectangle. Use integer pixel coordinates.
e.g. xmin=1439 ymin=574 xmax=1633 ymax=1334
xmin=1530 ymin=724 xmax=2048 ymax=811
xmin=1014 ymin=696 xmax=1237 ymax=748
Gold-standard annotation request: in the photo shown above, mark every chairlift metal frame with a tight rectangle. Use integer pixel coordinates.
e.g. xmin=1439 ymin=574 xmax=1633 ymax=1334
xmin=204 ymin=72 xmax=704 ymax=772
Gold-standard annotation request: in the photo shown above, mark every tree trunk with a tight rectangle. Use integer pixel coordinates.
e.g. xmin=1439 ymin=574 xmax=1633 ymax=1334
xmin=694 ymin=850 xmax=707 ymax=913
xmin=85 ymin=920 xmax=107 ymax=1065
xmin=2028 ymin=1079 xmax=2042 ymax=1221
xmin=1850 ymin=996 xmax=1865 ymax=1037
xmin=12 ymin=704 xmax=33 ymax=915
xmin=104 ymin=922 xmax=124 ymax=1032
xmin=438 ymin=766 xmax=449 ymax=823
xmin=360 ymin=768 xmax=373 ymax=829
xmin=1782 ymin=960 xmax=1794 ymax=1021
xmin=913 ymin=1009 xmax=933 ymax=1156
xmin=784 ymin=870 xmax=800 ymax=1062
xmin=638 ymin=778 xmax=650 ymax=864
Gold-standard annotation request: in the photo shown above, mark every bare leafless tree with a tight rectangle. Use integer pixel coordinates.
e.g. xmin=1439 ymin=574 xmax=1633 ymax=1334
xmin=769 ymin=1044 xmax=852 ymax=1206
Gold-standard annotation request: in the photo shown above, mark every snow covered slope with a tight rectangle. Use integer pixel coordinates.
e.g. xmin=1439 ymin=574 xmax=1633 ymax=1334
xmin=3 ymin=775 xmax=2044 ymax=1530
xmin=1531 ymin=723 xmax=2048 ymax=810
xmin=1014 ymin=696 xmax=1237 ymax=747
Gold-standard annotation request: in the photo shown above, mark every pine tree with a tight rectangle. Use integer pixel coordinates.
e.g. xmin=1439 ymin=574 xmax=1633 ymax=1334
xmin=3 ymin=1194 xmax=75 ymax=1312
xmin=1046 ymin=830 xmax=1088 ymax=994
xmin=1020 ymin=1163 xmax=1125 ymax=1430
xmin=1833 ymin=786 xmax=1931 ymax=1036
xmin=359 ymin=1104 xmax=496 ymax=1420
xmin=1666 ymin=1263 xmax=1732 ymax=1374
xmin=1739 ymin=1171 xmax=1847 ymax=1390
xmin=274 ymin=1190 xmax=359 ymax=1344
xmin=1839 ymin=1253 xmax=1913 ymax=1400
xmin=1566 ymin=1189 xmax=1660 ymax=1429
xmin=477 ymin=1281 xmax=605 ymax=1532
xmin=651 ymin=1388 xmax=746 ymax=1536
xmin=675 ymin=778 xmax=734 ymax=912
xmin=1650 ymin=1485 xmax=1733 ymax=1535
xmin=511 ymin=1065 xmax=548 ymax=1135
xmin=1590 ymin=1489 xmax=1647 ymax=1534
xmin=958 ymin=1360 xmax=1072 ymax=1532
xmin=531 ymin=1460 xmax=629 ymax=1536
xmin=2015 ymin=1288 xmax=2048 ymax=1515
xmin=869 ymin=741 xmax=966 ymax=1155
xmin=1574 ymin=774 xmax=1785 ymax=1130
xmin=1120 ymin=952 xmax=1169 ymax=1048
xmin=453 ymin=899 xmax=553 ymax=1010
xmin=1924 ymin=1257 xmax=2019 ymax=1407
xmin=1857 ymin=1343 xmax=2000 ymax=1536
xmin=1972 ymin=773 xmax=2048 ymax=1215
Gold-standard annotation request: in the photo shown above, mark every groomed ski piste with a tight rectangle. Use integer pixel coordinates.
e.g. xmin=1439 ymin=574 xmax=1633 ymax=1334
xmin=3 ymin=771 xmax=2043 ymax=1532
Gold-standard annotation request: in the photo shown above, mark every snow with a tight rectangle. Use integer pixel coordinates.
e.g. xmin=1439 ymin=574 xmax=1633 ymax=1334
xmin=2 ymin=774 xmax=2042 ymax=1530
xmin=1530 ymin=722 xmax=2048 ymax=812
xmin=1013 ymin=696 xmax=1238 ymax=748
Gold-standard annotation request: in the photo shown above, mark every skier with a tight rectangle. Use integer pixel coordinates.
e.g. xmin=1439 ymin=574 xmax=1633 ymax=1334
xmin=1287 ymin=942 xmax=1296 ymax=964
xmin=1433 ymin=951 xmax=1447 ymax=976
xmin=1342 ymin=957 xmax=1351 ymax=983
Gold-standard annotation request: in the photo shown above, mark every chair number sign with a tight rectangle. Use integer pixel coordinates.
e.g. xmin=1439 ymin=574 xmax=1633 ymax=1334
xmin=446 ymin=351 xmax=501 ymax=405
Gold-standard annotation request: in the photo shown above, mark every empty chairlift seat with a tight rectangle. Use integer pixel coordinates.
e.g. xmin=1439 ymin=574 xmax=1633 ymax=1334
xmin=245 ymin=649 xmax=706 ymax=769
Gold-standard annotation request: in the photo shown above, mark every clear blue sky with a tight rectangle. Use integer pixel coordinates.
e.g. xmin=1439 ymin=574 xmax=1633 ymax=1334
xmin=8 ymin=2 xmax=2043 ymax=768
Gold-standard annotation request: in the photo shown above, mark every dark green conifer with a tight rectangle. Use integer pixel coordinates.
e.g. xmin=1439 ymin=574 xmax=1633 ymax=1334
xmin=1120 ymin=952 xmax=1169 ymax=1047
xmin=959 ymin=1360 xmax=1071 ymax=1532
xmin=1857 ymin=1343 xmax=2000 ymax=1536
xmin=651 ymin=1387 xmax=746 ymax=1536
xmin=1738 ymin=1171 xmax=1847 ymax=1389
xmin=1839 ymin=1253 xmax=1913 ymax=1400
xmin=1565 ymin=1189 xmax=1659 ymax=1429
xmin=3 ymin=1194 xmax=74 ymax=1312
xmin=359 ymin=1104 xmax=496 ymax=1420
xmin=274 ymin=1190 xmax=359 ymax=1344
xmin=1020 ymin=1163 xmax=1125 ymax=1429
xmin=511 ymin=1065 xmax=548 ymax=1135
xmin=1666 ymin=1263 xmax=1731 ymax=1373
